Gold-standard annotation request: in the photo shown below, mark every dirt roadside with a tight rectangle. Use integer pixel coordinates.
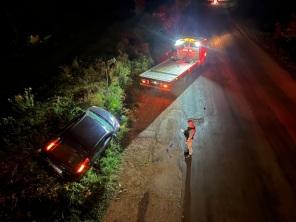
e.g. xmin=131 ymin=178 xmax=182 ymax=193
xmin=104 ymin=91 xmax=190 ymax=222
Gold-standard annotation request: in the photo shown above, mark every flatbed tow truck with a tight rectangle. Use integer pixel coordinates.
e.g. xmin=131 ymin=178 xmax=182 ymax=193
xmin=139 ymin=37 xmax=207 ymax=91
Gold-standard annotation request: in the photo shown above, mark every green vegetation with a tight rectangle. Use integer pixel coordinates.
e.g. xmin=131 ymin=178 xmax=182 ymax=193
xmin=0 ymin=49 xmax=152 ymax=220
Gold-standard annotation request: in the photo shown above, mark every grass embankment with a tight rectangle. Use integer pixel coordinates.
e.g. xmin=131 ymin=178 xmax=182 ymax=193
xmin=0 ymin=52 xmax=152 ymax=221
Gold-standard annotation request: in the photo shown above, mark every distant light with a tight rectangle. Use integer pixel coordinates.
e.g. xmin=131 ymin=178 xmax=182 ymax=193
xmin=212 ymin=0 xmax=218 ymax=5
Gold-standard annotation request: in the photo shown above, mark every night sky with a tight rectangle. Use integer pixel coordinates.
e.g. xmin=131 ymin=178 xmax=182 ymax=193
xmin=1 ymin=0 xmax=295 ymax=53
xmin=1 ymin=1 xmax=136 ymax=53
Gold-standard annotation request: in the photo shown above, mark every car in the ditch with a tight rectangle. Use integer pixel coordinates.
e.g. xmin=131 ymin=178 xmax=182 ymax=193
xmin=39 ymin=106 xmax=120 ymax=179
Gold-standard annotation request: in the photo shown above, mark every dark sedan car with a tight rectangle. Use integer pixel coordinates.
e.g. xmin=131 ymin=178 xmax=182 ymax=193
xmin=40 ymin=106 xmax=120 ymax=179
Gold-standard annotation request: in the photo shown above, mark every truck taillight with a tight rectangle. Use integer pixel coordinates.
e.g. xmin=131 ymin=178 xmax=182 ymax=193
xmin=45 ymin=138 xmax=60 ymax=151
xmin=141 ymin=79 xmax=149 ymax=84
xmin=77 ymin=158 xmax=90 ymax=174
xmin=160 ymin=83 xmax=169 ymax=89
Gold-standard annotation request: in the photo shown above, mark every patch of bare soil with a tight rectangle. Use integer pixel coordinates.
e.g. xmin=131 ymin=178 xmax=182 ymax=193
xmin=104 ymin=91 xmax=187 ymax=222
xmin=104 ymin=138 xmax=183 ymax=222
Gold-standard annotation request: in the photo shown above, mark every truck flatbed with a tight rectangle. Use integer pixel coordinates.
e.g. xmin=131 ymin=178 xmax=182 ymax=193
xmin=140 ymin=59 xmax=197 ymax=82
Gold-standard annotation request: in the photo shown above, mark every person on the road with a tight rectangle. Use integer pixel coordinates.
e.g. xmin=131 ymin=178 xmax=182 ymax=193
xmin=185 ymin=119 xmax=196 ymax=157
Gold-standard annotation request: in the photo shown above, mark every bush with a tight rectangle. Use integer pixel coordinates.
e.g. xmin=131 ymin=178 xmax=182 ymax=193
xmin=8 ymin=87 xmax=35 ymax=113
xmin=131 ymin=55 xmax=153 ymax=77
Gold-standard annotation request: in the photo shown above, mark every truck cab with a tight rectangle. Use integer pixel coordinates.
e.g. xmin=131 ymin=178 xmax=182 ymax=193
xmin=172 ymin=37 xmax=207 ymax=64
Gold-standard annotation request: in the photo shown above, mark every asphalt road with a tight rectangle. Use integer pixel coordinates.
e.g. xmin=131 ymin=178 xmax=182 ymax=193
xmin=129 ymin=3 xmax=296 ymax=222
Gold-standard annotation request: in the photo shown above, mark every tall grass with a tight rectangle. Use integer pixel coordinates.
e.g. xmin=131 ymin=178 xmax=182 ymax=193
xmin=0 ymin=52 xmax=152 ymax=221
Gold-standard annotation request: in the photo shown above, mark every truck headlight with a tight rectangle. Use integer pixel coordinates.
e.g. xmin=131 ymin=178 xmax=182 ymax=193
xmin=195 ymin=41 xmax=201 ymax=47
xmin=175 ymin=39 xmax=184 ymax=46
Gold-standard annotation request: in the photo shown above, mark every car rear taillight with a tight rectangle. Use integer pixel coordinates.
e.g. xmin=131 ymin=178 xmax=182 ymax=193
xmin=76 ymin=158 xmax=90 ymax=174
xmin=45 ymin=138 xmax=60 ymax=151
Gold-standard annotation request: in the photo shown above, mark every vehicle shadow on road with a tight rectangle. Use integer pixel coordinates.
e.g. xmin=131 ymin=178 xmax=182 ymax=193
xmin=182 ymin=157 xmax=192 ymax=222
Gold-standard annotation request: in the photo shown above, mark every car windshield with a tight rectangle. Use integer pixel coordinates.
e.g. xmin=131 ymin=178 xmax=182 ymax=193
xmin=87 ymin=110 xmax=114 ymax=132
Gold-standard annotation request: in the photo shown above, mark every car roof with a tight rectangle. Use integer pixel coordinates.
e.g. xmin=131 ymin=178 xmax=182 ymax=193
xmin=63 ymin=109 xmax=113 ymax=151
